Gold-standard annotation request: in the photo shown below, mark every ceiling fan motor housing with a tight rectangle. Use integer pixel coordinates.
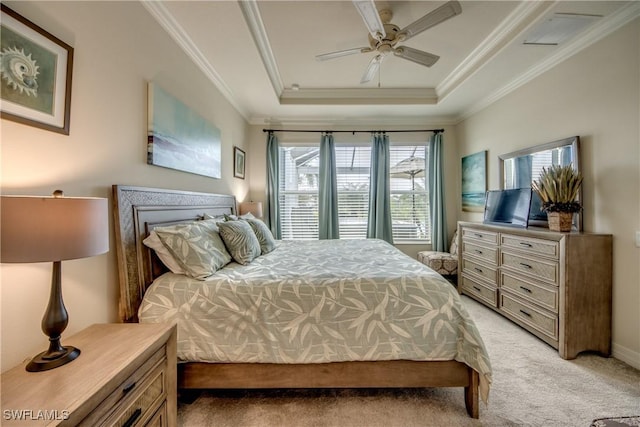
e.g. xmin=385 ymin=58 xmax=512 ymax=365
xmin=368 ymin=22 xmax=401 ymax=51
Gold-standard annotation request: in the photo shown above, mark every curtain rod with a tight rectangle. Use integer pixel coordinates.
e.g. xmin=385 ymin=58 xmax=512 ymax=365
xmin=262 ymin=128 xmax=444 ymax=134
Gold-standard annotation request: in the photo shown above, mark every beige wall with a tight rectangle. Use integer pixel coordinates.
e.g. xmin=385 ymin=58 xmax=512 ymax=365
xmin=456 ymin=19 xmax=640 ymax=368
xmin=246 ymin=124 xmax=459 ymax=259
xmin=1 ymin=1 xmax=250 ymax=371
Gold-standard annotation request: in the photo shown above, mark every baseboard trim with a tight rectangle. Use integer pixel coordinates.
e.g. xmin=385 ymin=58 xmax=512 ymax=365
xmin=612 ymin=342 xmax=640 ymax=370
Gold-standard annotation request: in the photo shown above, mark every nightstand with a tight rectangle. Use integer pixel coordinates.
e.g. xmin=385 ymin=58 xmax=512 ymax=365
xmin=1 ymin=323 xmax=177 ymax=426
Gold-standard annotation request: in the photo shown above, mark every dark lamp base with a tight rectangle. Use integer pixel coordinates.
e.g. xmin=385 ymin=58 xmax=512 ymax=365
xmin=26 ymin=346 xmax=80 ymax=372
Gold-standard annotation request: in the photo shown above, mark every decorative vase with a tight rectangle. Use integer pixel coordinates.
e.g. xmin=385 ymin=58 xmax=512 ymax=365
xmin=548 ymin=212 xmax=573 ymax=232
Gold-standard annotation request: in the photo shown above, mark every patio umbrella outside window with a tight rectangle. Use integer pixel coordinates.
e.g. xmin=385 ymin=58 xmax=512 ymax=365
xmin=390 ymin=156 xmax=426 ymax=236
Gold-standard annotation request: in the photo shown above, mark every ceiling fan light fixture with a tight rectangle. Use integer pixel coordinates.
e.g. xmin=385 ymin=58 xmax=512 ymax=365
xmin=317 ymin=0 xmax=462 ymax=84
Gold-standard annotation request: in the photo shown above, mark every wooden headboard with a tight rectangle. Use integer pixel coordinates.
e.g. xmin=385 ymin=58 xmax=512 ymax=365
xmin=112 ymin=185 xmax=236 ymax=322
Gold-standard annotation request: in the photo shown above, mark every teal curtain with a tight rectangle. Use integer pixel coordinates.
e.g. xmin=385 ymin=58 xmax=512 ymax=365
xmin=266 ymin=132 xmax=281 ymax=239
xmin=319 ymin=133 xmax=340 ymax=239
xmin=367 ymin=133 xmax=394 ymax=244
xmin=428 ymin=132 xmax=448 ymax=251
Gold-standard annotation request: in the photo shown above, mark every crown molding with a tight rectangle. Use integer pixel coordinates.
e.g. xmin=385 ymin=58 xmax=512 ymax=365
xmin=140 ymin=0 xmax=250 ymax=120
xmin=249 ymin=115 xmax=457 ymax=127
xmin=437 ymin=1 xmax=556 ymax=102
xmin=456 ymin=1 xmax=640 ymax=123
xmin=238 ymin=0 xmax=284 ymax=96
xmin=280 ymin=88 xmax=438 ymax=105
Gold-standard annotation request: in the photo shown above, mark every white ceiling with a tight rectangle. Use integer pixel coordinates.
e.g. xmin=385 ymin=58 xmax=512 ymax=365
xmin=142 ymin=0 xmax=639 ymax=125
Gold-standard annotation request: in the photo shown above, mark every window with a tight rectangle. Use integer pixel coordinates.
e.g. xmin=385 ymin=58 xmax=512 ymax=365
xmin=389 ymin=145 xmax=430 ymax=241
xmin=280 ymin=147 xmax=319 ymax=240
xmin=335 ymin=146 xmax=371 ymax=239
xmin=279 ymin=143 xmax=430 ymax=242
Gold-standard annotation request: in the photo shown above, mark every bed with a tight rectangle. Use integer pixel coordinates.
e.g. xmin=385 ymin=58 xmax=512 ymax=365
xmin=112 ymin=185 xmax=491 ymax=418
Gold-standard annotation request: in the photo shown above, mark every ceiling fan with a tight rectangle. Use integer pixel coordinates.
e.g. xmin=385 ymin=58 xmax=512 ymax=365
xmin=316 ymin=0 xmax=462 ymax=84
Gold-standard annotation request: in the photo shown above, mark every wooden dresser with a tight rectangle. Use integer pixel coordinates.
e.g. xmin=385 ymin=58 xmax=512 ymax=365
xmin=457 ymin=221 xmax=612 ymax=359
xmin=1 ymin=323 xmax=177 ymax=426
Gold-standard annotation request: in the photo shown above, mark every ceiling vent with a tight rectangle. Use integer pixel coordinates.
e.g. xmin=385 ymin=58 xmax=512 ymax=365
xmin=524 ymin=13 xmax=602 ymax=46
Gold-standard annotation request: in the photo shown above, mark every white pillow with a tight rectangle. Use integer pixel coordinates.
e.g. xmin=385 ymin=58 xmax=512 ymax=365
xmin=142 ymin=231 xmax=185 ymax=274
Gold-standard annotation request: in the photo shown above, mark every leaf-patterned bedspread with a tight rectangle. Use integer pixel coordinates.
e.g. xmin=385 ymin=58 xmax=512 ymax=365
xmin=139 ymin=239 xmax=492 ymax=401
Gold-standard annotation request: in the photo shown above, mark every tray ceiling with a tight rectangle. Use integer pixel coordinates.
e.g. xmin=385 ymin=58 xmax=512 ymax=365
xmin=142 ymin=1 xmax=639 ymax=125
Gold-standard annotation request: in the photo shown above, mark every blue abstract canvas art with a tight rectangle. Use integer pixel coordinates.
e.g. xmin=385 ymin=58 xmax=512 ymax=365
xmin=147 ymin=83 xmax=221 ymax=179
xmin=461 ymin=150 xmax=487 ymax=212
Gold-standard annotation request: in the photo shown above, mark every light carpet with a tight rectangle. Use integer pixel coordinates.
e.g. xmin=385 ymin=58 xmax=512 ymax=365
xmin=178 ymin=296 xmax=640 ymax=426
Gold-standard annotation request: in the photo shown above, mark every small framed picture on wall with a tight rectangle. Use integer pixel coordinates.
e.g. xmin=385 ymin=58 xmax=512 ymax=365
xmin=234 ymin=146 xmax=246 ymax=179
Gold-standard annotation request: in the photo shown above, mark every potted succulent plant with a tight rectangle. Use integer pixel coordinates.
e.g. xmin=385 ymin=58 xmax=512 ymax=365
xmin=531 ymin=164 xmax=583 ymax=232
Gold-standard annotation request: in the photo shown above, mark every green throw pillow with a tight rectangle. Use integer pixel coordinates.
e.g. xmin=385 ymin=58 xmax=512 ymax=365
xmin=217 ymin=220 xmax=261 ymax=265
xmin=245 ymin=218 xmax=277 ymax=254
xmin=155 ymin=221 xmax=231 ymax=280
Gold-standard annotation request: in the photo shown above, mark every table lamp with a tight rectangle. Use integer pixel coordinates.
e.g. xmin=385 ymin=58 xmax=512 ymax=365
xmin=239 ymin=201 xmax=263 ymax=218
xmin=1 ymin=190 xmax=109 ymax=372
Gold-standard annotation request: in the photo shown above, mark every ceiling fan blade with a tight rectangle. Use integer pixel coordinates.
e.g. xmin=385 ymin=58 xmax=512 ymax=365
xmin=316 ymin=47 xmax=371 ymax=61
xmin=361 ymin=54 xmax=384 ymax=83
xmin=398 ymin=0 xmax=462 ymax=42
xmin=394 ymin=46 xmax=439 ymax=67
xmin=353 ymin=0 xmax=386 ymax=41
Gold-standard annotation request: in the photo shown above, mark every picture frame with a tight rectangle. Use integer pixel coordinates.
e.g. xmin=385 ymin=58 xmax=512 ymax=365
xmin=461 ymin=150 xmax=487 ymax=212
xmin=147 ymin=82 xmax=222 ymax=179
xmin=0 ymin=5 xmax=74 ymax=135
xmin=234 ymin=146 xmax=246 ymax=179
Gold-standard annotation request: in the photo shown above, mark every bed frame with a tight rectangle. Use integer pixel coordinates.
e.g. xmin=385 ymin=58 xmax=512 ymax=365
xmin=112 ymin=185 xmax=480 ymax=418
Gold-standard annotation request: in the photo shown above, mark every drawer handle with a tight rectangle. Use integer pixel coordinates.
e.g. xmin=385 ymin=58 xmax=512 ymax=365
xmin=123 ymin=408 xmax=142 ymax=427
xmin=519 ymin=242 xmax=533 ymax=247
xmin=519 ymin=262 xmax=533 ymax=269
xmin=474 ymin=249 xmax=483 ymax=255
xmin=474 ymin=267 xmax=483 ymax=273
xmin=519 ymin=286 xmax=532 ymax=293
xmin=122 ymin=381 xmax=136 ymax=394
xmin=519 ymin=309 xmax=532 ymax=317
xmin=474 ymin=233 xmax=483 ymax=238
xmin=473 ymin=286 xmax=482 ymax=292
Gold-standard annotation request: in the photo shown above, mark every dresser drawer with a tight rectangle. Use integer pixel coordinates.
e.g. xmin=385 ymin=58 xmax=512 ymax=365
xmin=461 ymin=274 xmax=497 ymax=307
xmin=500 ymin=272 xmax=558 ymax=313
xmin=501 ymin=251 xmax=559 ymax=285
xmin=461 ymin=241 xmax=498 ymax=265
xmin=146 ymin=402 xmax=167 ymax=427
xmin=80 ymin=346 xmax=167 ymax=426
xmin=461 ymin=257 xmax=498 ymax=283
xmin=500 ymin=293 xmax=558 ymax=341
xmin=109 ymin=364 xmax=167 ymax=427
xmin=501 ymin=234 xmax=559 ymax=259
xmin=461 ymin=228 xmax=499 ymax=245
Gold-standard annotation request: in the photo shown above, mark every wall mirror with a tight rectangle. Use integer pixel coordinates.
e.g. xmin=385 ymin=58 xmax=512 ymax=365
xmin=499 ymin=136 xmax=582 ymax=231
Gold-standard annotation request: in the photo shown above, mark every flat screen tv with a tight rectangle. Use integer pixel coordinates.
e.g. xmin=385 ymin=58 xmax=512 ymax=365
xmin=483 ymin=188 xmax=532 ymax=228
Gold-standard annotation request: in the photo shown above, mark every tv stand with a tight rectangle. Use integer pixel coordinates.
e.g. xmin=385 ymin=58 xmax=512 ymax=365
xmin=457 ymin=221 xmax=612 ymax=359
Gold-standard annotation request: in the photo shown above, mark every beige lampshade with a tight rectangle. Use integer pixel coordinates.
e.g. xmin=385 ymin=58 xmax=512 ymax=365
xmin=1 ymin=194 xmax=109 ymax=263
xmin=239 ymin=201 xmax=263 ymax=218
